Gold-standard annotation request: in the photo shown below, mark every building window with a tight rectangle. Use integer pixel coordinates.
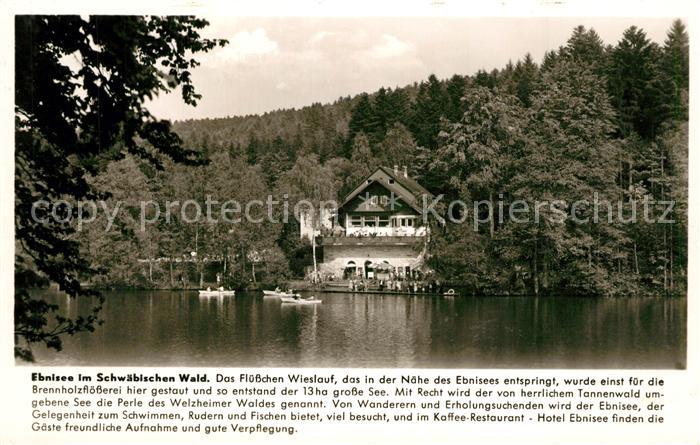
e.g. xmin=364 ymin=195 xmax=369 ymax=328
xmin=350 ymin=215 xmax=362 ymax=227
xmin=393 ymin=216 xmax=416 ymax=228
xmin=364 ymin=216 xmax=377 ymax=227
xmin=370 ymin=195 xmax=378 ymax=205
xmin=378 ymin=216 xmax=389 ymax=227
xmin=380 ymin=195 xmax=389 ymax=205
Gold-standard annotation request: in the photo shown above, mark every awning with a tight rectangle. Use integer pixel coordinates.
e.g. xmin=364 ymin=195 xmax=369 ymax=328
xmin=370 ymin=261 xmax=393 ymax=271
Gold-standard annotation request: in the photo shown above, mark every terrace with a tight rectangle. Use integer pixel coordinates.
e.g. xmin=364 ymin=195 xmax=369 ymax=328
xmin=318 ymin=233 xmax=426 ymax=246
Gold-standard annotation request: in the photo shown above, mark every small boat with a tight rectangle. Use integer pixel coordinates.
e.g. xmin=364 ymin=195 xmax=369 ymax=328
xmin=281 ymin=296 xmax=322 ymax=305
xmin=198 ymin=289 xmax=236 ymax=297
xmin=263 ymin=290 xmax=299 ymax=298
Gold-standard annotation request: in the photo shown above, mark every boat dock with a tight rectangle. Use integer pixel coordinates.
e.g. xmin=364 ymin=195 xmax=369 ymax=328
xmin=294 ymin=282 xmax=460 ymax=297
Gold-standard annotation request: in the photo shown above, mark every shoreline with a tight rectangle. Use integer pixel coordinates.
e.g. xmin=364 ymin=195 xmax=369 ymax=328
xmin=64 ymin=285 xmax=686 ymax=299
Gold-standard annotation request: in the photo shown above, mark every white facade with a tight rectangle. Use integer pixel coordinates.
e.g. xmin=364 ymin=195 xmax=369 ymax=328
xmin=344 ymin=214 xmax=428 ymax=237
xmin=318 ymin=240 xmax=429 ymax=280
xmin=310 ymin=166 xmax=434 ymax=280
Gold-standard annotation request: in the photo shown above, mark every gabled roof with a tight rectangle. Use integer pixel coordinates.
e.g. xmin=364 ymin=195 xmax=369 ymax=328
xmin=378 ymin=166 xmax=432 ymax=198
xmin=338 ymin=167 xmax=434 ymax=214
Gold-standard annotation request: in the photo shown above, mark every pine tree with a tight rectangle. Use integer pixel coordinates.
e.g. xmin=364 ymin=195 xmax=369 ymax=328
xmin=370 ymin=87 xmax=391 ymax=144
xmin=608 ymin=26 xmax=669 ymax=139
xmin=246 ymin=135 xmax=261 ymax=165
xmin=562 ymin=25 xmax=607 ymax=74
xmin=387 ymin=87 xmax=411 ymax=127
xmin=474 ymin=69 xmax=496 ymax=89
xmin=497 ymin=60 xmax=517 ymax=95
xmin=662 ymin=19 xmax=689 ymax=121
xmin=513 ymin=53 xmax=538 ymax=107
xmin=410 ymin=74 xmax=447 ymax=149
xmin=347 ymin=93 xmax=375 ymax=154
xmin=541 ymin=50 xmax=559 ymax=72
xmin=445 ymin=74 xmax=468 ymax=121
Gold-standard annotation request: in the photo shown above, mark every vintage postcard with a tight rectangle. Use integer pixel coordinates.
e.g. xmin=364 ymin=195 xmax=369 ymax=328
xmin=1 ymin=0 xmax=697 ymax=444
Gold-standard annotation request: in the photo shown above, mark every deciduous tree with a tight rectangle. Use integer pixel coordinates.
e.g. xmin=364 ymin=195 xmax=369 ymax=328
xmin=15 ymin=15 xmax=226 ymax=360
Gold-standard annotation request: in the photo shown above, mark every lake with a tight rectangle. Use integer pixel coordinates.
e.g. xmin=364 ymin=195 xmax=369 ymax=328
xmin=27 ymin=290 xmax=686 ymax=368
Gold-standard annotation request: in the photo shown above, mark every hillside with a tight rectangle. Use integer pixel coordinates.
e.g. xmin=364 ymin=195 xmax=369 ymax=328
xmin=92 ymin=22 xmax=690 ymax=296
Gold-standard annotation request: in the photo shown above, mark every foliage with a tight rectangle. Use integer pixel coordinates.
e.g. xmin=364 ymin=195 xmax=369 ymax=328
xmin=14 ymin=15 xmax=226 ymax=360
xmin=18 ymin=19 xmax=689 ymax=364
xmin=85 ymin=19 xmax=689 ymax=298
xmin=607 ymin=26 xmax=669 ymax=139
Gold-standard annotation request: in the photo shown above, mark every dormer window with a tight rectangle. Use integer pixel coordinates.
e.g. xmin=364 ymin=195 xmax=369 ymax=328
xmin=388 ymin=179 xmax=395 ymax=184
xmin=370 ymin=195 xmax=378 ymax=205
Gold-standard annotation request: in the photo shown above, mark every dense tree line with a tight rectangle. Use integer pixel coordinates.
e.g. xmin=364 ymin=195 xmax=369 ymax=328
xmin=427 ymin=21 xmax=688 ymax=296
xmin=165 ymin=21 xmax=687 ymax=297
xmin=18 ymin=20 xmax=689 ymax=360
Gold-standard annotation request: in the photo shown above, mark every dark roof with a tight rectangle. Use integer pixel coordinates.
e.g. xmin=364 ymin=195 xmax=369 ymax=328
xmin=377 ymin=166 xmax=433 ymax=198
xmin=338 ymin=166 xmax=434 ymax=214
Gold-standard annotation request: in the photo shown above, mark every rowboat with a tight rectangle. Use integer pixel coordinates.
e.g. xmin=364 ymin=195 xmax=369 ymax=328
xmin=280 ymin=296 xmax=322 ymax=305
xmin=198 ymin=289 xmax=236 ymax=297
xmin=263 ymin=290 xmax=299 ymax=298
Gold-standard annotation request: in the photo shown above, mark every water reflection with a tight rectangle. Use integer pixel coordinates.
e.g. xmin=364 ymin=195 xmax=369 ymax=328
xmin=26 ymin=291 xmax=686 ymax=369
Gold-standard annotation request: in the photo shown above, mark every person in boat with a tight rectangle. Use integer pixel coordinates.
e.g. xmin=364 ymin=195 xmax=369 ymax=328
xmin=275 ymin=286 xmax=281 ymax=293
xmin=206 ymin=287 xmax=211 ymax=291
xmin=218 ymin=286 xmax=224 ymax=291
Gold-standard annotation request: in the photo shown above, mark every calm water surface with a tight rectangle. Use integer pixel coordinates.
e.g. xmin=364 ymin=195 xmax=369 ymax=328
xmin=29 ymin=291 xmax=686 ymax=368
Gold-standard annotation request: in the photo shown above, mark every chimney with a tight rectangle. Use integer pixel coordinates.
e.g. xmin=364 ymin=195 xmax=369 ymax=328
xmin=393 ymin=164 xmax=398 ymax=175
xmin=402 ymin=166 xmax=408 ymax=178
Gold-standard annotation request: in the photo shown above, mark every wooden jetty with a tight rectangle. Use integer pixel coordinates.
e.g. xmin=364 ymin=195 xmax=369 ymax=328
xmin=296 ymin=282 xmax=460 ymax=298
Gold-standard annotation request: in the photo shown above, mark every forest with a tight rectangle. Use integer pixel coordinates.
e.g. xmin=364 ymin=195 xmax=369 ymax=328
xmin=21 ymin=20 xmax=689 ymax=299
